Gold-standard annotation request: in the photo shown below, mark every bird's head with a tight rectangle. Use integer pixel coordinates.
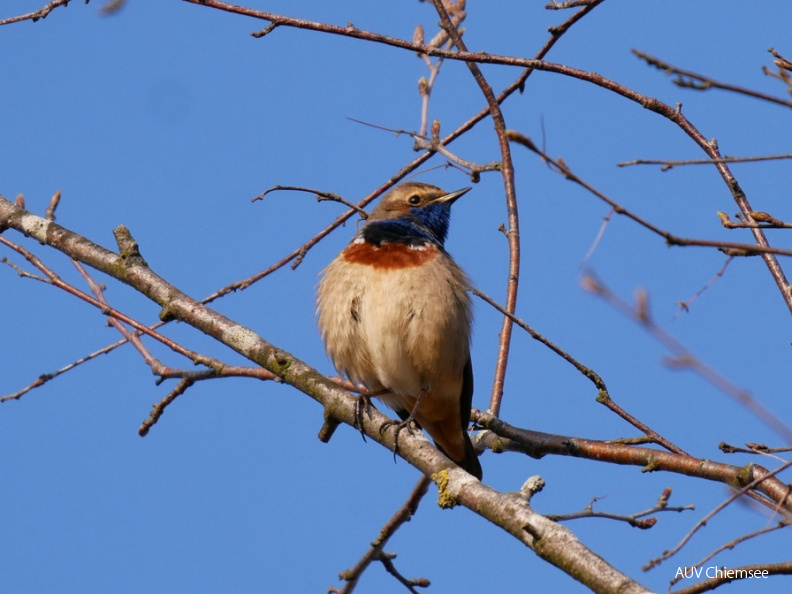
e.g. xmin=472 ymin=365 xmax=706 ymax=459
xmin=365 ymin=182 xmax=471 ymax=246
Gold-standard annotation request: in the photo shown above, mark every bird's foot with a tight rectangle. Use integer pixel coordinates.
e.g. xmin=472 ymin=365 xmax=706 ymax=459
xmin=353 ymin=388 xmax=389 ymax=441
xmin=353 ymin=393 xmax=373 ymax=442
xmin=380 ymin=417 xmax=419 ymax=462
xmin=380 ymin=388 xmax=427 ymax=462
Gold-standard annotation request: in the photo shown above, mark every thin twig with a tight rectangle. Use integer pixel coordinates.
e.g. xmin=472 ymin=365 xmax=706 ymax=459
xmin=252 ymin=185 xmax=369 ymax=218
xmin=547 ymin=488 xmax=694 ymax=528
xmin=720 ymin=442 xmax=792 ymax=455
xmin=1 ymin=332 xmax=129 ymax=401
xmin=674 ymin=257 xmax=733 ymax=317
xmin=139 ymin=378 xmax=195 ymax=436
xmin=581 ymin=273 xmax=792 ymax=444
xmin=580 ymin=208 xmax=613 ymax=267
xmin=471 ymin=287 xmax=687 ymax=455
xmin=1 ymin=254 xmax=49 ymax=283
xmin=0 ymin=0 xmax=79 ymax=26
xmin=618 ymin=153 xmax=792 ymax=171
xmin=633 ymin=49 xmax=792 ymax=109
xmin=545 ymin=0 xmax=601 ymax=8
xmin=333 ymin=477 xmax=432 ymax=593
xmin=763 ymin=48 xmax=792 ymax=96
xmin=431 ymin=0 xmax=520 ymax=417
xmin=669 ymin=523 xmax=790 ymax=588
xmin=508 ymin=130 xmax=792 ymax=259
xmin=415 ymin=20 xmax=459 ymax=138
xmin=718 ymin=210 xmax=792 ymax=229
xmin=0 ymin=236 xmax=241 ymax=380
xmin=45 ymin=189 xmax=61 ymax=221
xmin=671 ymin=561 xmax=792 ymax=594
xmin=644 ymin=459 xmax=792 ymax=570
xmin=70 ymin=257 xmax=279 ymax=395
xmin=347 ymin=117 xmax=500 ymax=179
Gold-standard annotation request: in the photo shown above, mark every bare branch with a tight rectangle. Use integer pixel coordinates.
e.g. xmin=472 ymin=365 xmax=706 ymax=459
xmin=0 ymin=0 xmax=82 ymax=26
xmin=508 ymin=130 xmax=792 ymax=259
xmin=333 ymin=477 xmax=431 ymax=593
xmin=547 ymin=488 xmax=694 ymax=528
xmin=720 ymin=442 xmax=792 ymax=455
xmin=0 ymin=232 xmax=226 ymax=375
xmin=670 ymin=523 xmax=790 ymax=589
xmin=718 ymin=210 xmax=792 ymax=230
xmin=633 ymin=49 xmax=792 ymax=109
xmin=545 ymin=0 xmax=601 ymax=9
xmin=671 ymin=561 xmax=792 ymax=594
xmin=45 ymin=189 xmax=61 ymax=221
xmin=674 ymin=257 xmax=733 ymax=317
xmin=472 ymin=287 xmax=687 ymax=455
xmin=139 ymin=378 xmax=195 ymax=437
xmin=430 ymin=0 xmax=519 ymax=417
xmin=618 ymin=153 xmax=792 ymax=170
xmin=581 ymin=274 xmax=792 ymax=443
xmin=645 ymin=459 xmax=792 ymax=570
xmin=253 ymin=185 xmax=369 ymax=218
xmin=472 ymin=409 xmax=792 ymax=515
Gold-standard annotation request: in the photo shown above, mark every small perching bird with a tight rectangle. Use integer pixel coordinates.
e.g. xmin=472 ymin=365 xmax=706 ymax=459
xmin=316 ymin=182 xmax=481 ymax=479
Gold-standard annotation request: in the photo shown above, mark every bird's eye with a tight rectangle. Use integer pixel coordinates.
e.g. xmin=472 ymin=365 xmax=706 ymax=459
xmin=407 ymin=195 xmax=421 ymax=205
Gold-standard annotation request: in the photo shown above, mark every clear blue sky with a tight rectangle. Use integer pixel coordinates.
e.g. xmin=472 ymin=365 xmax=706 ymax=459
xmin=2 ymin=1 xmax=791 ymax=592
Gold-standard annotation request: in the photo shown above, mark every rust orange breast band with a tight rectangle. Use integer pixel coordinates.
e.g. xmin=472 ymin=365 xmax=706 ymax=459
xmin=341 ymin=241 xmax=439 ymax=269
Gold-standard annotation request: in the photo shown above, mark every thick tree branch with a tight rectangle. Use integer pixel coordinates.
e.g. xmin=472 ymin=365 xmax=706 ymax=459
xmin=472 ymin=410 xmax=792 ymax=515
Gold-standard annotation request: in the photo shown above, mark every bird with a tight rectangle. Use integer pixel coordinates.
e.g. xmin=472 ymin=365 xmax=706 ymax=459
xmin=316 ymin=181 xmax=482 ymax=479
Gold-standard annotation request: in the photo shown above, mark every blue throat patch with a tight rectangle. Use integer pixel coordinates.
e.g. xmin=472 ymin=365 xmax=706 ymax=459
xmin=362 ymin=202 xmax=452 ymax=247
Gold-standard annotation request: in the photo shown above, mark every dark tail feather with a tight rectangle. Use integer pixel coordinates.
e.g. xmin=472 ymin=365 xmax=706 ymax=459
xmin=395 ymin=401 xmax=483 ymax=479
xmin=457 ymin=356 xmax=482 ymax=479
xmin=437 ymin=431 xmax=482 ymax=480
xmin=459 ymin=431 xmax=483 ymax=479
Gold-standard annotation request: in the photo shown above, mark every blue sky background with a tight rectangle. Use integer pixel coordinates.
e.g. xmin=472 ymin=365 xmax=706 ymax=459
xmin=2 ymin=1 xmax=792 ymax=592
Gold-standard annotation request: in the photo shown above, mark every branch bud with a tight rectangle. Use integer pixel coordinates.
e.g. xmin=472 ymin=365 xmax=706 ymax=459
xmin=413 ymin=23 xmax=424 ymax=49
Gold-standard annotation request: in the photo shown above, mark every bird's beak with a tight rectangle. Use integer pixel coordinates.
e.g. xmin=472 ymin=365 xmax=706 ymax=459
xmin=433 ymin=187 xmax=471 ymax=205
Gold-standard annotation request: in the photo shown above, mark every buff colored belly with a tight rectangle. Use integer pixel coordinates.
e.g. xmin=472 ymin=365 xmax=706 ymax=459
xmin=316 ymin=241 xmax=471 ymax=418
